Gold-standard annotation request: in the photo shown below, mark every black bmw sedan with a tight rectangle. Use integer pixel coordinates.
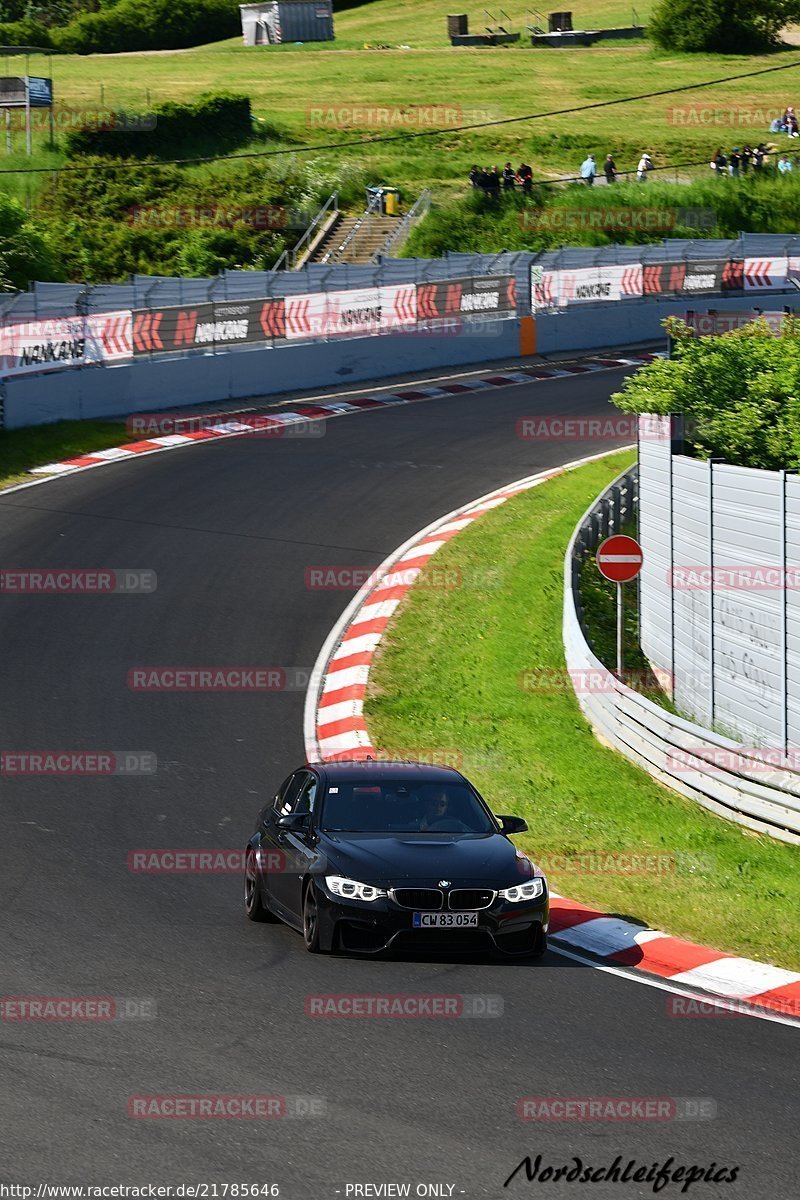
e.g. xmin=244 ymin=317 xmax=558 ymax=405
xmin=243 ymin=760 xmax=548 ymax=957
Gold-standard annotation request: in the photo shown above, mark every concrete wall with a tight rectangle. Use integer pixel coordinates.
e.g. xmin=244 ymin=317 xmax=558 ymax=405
xmin=533 ymin=292 xmax=791 ymax=355
xmin=4 ymin=289 xmax=795 ymax=429
xmin=2 ymin=321 xmax=520 ymax=429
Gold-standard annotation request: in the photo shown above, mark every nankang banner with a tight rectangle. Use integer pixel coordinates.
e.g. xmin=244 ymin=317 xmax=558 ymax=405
xmin=561 ymin=264 xmax=642 ymax=305
xmin=284 ymin=284 xmax=418 ymax=340
xmin=0 ymin=311 xmax=131 ymax=376
xmin=416 ymin=275 xmax=516 ymax=319
xmin=131 ymin=299 xmax=271 ymax=355
xmin=642 ymin=259 xmax=742 ymax=296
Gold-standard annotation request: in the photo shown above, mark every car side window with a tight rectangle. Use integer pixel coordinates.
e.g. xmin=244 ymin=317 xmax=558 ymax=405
xmin=273 ymin=771 xmax=307 ymax=817
xmin=293 ymin=775 xmax=318 ymax=816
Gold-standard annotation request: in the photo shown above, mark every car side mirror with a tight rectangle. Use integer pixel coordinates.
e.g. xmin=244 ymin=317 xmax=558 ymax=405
xmin=277 ymin=813 xmax=310 ymax=833
xmin=497 ymin=814 xmax=528 ymax=835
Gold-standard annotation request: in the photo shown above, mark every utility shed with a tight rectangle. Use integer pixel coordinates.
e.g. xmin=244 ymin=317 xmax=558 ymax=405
xmin=240 ymin=0 xmax=334 ymax=44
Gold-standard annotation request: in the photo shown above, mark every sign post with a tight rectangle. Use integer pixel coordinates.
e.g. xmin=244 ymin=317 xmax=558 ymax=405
xmin=596 ymin=534 xmax=644 ymax=677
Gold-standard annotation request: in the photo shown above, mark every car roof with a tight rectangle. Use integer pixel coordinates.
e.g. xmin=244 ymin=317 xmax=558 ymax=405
xmin=307 ymin=760 xmax=467 ymax=784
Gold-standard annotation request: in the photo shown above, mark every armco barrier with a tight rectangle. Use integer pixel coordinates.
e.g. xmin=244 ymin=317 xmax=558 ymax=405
xmin=564 ymin=466 xmax=800 ymax=845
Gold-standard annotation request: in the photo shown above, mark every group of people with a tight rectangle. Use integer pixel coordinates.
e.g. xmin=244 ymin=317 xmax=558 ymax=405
xmin=578 ymin=152 xmax=654 ymax=185
xmin=711 ymin=144 xmax=778 ymax=175
xmin=770 ymin=106 xmax=799 ymax=137
xmin=468 ymin=135 xmax=797 ymax=198
xmin=469 ymin=162 xmax=534 ymax=195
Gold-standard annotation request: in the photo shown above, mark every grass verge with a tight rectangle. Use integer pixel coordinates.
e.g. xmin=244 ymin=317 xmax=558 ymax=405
xmin=0 ymin=420 xmax=134 ymax=491
xmin=365 ymin=449 xmax=800 ymax=968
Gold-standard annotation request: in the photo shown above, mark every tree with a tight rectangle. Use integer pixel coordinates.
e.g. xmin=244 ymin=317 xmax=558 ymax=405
xmin=650 ymin=0 xmax=800 ymax=53
xmin=611 ymin=319 xmax=800 ymax=470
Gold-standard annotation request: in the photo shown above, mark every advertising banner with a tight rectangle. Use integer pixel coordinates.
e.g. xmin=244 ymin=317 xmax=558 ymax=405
xmin=0 ymin=310 xmax=131 ymax=376
xmin=555 ymin=264 xmax=642 ymax=306
xmin=131 ymin=299 xmax=275 ymax=355
xmin=416 ymin=275 xmax=516 ymax=319
xmin=284 ymin=284 xmax=418 ymax=340
xmin=743 ymin=256 xmax=788 ymax=291
xmin=642 ymin=260 xmax=736 ymax=297
xmin=531 ymin=267 xmax=559 ymax=310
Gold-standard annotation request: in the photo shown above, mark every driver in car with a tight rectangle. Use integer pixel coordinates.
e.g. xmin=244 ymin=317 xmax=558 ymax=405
xmin=419 ymin=789 xmax=449 ymax=830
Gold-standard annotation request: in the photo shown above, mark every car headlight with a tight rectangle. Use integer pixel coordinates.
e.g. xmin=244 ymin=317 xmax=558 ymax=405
xmin=498 ymin=878 xmax=545 ymax=902
xmin=325 ymin=875 xmax=387 ymax=902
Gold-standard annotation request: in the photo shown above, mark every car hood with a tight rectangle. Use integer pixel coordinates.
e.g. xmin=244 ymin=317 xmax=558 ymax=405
xmin=319 ymin=831 xmax=535 ymax=886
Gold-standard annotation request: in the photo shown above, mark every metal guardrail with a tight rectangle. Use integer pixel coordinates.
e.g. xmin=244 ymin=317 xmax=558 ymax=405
xmin=564 ymin=465 xmax=800 ymax=844
xmin=371 ymin=189 xmax=432 ymax=264
xmin=272 ymin=192 xmax=338 ymax=272
xmin=320 ymin=190 xmax=383 ymax=265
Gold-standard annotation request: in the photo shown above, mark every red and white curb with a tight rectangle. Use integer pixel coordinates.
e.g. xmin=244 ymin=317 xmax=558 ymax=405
xmin=303 ymin=455 xmax=800 ymax=1025
xmin=21 ymin=354 xmax=659 ymax=482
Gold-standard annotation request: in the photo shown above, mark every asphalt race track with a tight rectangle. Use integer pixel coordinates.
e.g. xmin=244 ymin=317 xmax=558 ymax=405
xmin=1 ymin=369 xmax=798 ymax=1198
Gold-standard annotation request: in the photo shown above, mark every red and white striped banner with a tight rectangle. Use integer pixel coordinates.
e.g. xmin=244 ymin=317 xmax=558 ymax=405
xmin=743 ymin=257 xmax=788 ymax=291
xmin=0 ymin=310 xmax=132 ymax=376
xmin=285 ymin=284 xmax=418 ymax=340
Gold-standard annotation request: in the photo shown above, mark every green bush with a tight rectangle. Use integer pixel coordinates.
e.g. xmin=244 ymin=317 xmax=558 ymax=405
xmin=0 ymin=17 xmax=53 ymax=46
xmin=55 ymin=0 xmax=239 ymax=54
xmin=0 ymin=191 xmax=61 ymax=290
xmin=65 ymin=92 xmax=252 ymax=159
xmin=649 ymin=0 xmax=800 ymax=53
xmin=611 ymin=320 xmax=800 ymax=470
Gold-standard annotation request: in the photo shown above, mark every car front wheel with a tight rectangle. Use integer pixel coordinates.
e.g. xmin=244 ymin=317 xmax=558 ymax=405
xmin=244 ymin=847 xmax=278 ymax=923
xmin=303 ymin=883 xmax=324 ymax=953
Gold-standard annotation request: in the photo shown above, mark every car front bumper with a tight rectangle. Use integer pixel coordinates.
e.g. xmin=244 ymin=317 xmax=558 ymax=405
xmin=314 ymin=884 xmax=549 ymax=955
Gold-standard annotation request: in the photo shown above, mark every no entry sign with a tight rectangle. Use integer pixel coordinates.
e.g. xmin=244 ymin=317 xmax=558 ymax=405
xmin=596 ymin=535 xmax=643 ymax=583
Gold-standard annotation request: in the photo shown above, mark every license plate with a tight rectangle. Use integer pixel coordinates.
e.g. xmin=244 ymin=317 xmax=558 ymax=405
xmin=413 ymin=912 xmax=479 ymax=928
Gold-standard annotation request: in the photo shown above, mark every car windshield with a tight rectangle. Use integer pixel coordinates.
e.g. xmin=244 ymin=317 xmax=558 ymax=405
xmin=321 ymin=780 xmax=496 ymax=834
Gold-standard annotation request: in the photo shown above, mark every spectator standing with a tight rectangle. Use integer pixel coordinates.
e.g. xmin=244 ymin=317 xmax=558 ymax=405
xmin=711 ymin=147 xmax=727 ymax=174
xmin=502 ymin=161 xmax=516 ymax=190
xmin=487 ymin=165 xmax=501 ymax=199
xmin=785 ymin=107 xmax=799 ymax=137
xmin=580 ymin=154 xmax=596 ymax=185
xmin=469 ymin=164 xmax=481 ymax=188
xmin=753 ymin=143 xmax=767 ymax=171
xmin=604 ymin=153 xmax=617 ymax=183
xmin=741 ymin=145 xmax=752 ymax=173
xmin=636 ymin=152 xmax=653 ymax=181
xmin=729 ymin=148 xmax=741 ymax=177
xmin=518 ymin=162 xmax=533 ymax=195
xmin=779 ymin=154 xmax=793 ymax=175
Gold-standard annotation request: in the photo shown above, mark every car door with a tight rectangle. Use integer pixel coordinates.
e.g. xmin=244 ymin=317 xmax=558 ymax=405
xmin=272 ymin=772 xmax=321 ymax=921
xmin=260 ymin=770 xmax=309 ymax=919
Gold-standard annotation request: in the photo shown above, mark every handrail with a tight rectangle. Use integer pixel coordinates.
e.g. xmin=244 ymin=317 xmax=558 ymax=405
xmin=272 ymin=192 xmax=338 ymax=272
xmin=370 ymin=188 xmax=432 ymax=263
xmin=321 ymin=190 xmax=383 ymax=265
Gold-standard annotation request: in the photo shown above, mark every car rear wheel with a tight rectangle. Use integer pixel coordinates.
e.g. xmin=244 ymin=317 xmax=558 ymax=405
xmin=303 ymin=883 xmax=324 ymax=953
xmin=244 ymin=847 xmax=278 ymax=922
